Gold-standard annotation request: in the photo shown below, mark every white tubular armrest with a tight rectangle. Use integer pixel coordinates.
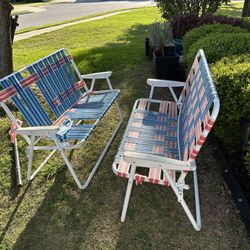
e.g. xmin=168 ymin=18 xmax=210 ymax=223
xmin=123 ymin=151 xmax=191 ymax=171
xmin=81 ymin=71 xmax=112 ymax=79
xmin=16 ymin=126 xmax=59 ymax=136
xmin=147 ymin=79 xmax=185 ymax=88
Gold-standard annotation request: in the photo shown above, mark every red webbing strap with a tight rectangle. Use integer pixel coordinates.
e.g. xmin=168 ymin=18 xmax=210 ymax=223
xmin=9 ymin=120 xmax=23 ymax=143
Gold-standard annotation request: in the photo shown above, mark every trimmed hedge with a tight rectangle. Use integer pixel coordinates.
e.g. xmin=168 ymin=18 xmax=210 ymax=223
xmin=211 ymin=55 xmax=250 ymax=145
xmin=185 ymin=32 xmax=250 ymax=69
xmin=183 ymin=24 xmax=247 ymax=54
xmin=243 ymin=17 xmax=250 ymax=31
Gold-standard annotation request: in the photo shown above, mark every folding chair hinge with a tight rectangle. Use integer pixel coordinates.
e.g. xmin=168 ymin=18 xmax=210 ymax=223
xmin=177 ymin=190 xmax=183 ymax=202
xmin=177 ymin=102 xmax=182 ymax=109
xmin=182 ymin=184 xmax=189 ymax=190
xmin=189 ymin=160 xmax=197 ymax=171
xmin=177 ymin=182 xmax=189 ymax=192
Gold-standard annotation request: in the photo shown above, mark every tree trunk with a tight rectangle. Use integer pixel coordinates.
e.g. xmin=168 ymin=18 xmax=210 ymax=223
xmin=0 ymin=0 xmax=14 ymax=79
xmin=243 ymin=0 xmax=250 ymax=17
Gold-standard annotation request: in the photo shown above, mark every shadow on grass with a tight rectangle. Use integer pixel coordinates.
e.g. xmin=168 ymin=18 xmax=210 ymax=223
xmin=0 ymin=183 xmax=31 ymax=246
xmin=217 ymin=3 xmax=243 ymax=17
xmin=10 ymin=23 xmax=155 ymax=249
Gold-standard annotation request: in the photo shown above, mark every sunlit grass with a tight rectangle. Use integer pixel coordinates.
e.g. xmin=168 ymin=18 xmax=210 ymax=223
xmin=217 ymin=1 xmax=244 ymax=17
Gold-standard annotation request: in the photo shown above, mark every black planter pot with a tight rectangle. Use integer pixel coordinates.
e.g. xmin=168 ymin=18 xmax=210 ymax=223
xmin=163 ymin=43 xmax=176 ymax=56
xmin=153 ymin=53 xmax=179 ymax=80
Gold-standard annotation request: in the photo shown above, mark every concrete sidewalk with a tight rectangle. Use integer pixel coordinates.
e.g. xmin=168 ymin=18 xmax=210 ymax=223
xmin=14 ymin=10 xmax=132 ymax=42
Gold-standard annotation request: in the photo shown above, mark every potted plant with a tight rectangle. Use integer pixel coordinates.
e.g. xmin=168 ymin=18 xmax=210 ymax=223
xmin=149 ymin=22 xmax=179 ymax=80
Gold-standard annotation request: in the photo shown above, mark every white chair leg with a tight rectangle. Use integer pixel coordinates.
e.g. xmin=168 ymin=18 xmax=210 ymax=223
xmin=193 ymin=170 xmax=201 ymax=228
xmin=163 ymin=169 xmax=201 ymax=231
xmin=27 ymin=135 xmax=35 ymax=180
xmin=178 ymin=170 xmax=201 ymax=231
xmin=179 ymin=198 xmax=201 ymax=231
xmin=121 ymin=165 xmax=136 ymax=222
xmin=52 ymin=135 xmax=84 ymax=189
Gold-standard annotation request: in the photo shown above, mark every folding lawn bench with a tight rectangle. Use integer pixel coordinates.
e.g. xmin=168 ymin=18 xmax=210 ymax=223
xmin=0 ymin=48 xmax=122 ymax=189
xmin=112 ymin=49 xmax=220 ymax=231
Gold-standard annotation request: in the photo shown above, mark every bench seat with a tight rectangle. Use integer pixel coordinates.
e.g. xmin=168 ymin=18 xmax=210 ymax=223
xmin=66 ymin=89 xmax=120 ymax=120
xmin=113 ymin=98 xmax=177 ymax=186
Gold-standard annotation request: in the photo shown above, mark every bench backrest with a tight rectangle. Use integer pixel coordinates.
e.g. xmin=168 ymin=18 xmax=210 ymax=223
xmin=179 ymin=49 xmax=219 ymax=162
xmin=0 ymin=49 xmax=86 ymax=126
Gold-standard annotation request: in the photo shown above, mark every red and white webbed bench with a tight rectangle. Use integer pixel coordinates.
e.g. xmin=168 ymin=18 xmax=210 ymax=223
xmin=112 ymin=49 xmax=220 ymax=231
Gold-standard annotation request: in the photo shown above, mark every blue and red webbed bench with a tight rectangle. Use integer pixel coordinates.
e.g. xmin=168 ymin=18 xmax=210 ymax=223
xmin=0 ymin=48 xmax=122 ymax=189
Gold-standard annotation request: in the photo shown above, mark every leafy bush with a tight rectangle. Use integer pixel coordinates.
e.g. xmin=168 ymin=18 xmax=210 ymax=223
xmin=171 ymin=13 xmax=246 ymax=38
xmin=183 ymin=24 xmax=247 ymax=54
xmin=185 ymin=32 xmax=250 ymax=69
xmin=155 ymin=0 xmax=227 ymax=20
xmin=171 ymin=14 xmax=200 ymax=38
xmin=211 ymin=55 xmax=250 ymax=145
xmin=243 ymin=17 xmax=250 ymax=31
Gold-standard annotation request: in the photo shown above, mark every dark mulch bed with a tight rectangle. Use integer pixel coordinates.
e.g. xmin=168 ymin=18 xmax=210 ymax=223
xmin=214 ymin=138 xmax=250 ymax=237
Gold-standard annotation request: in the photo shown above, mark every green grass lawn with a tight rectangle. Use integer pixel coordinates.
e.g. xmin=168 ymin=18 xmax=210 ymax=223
xmin=15 ymin=9 xmax=138 ymax=35
xmin=0 ymin=7 xmax=249 ymax=249
xmin=217 ymin=1 xmax=244 ymax=17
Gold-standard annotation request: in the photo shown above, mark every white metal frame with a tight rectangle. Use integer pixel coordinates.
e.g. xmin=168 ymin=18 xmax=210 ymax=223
xmin=121 ymin=151 xmax=201 ymax=231
xmin=1 ymin=71 xmax=123 ymax=189
xmin=118 ymin=59 xmax=220 ymax=231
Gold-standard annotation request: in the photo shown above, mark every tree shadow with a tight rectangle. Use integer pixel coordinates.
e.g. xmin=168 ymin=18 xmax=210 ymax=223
xmin=217 ymin=3 xmax=243 ymax=17
xmin=0 ymin=183 xmax=31 ymax=245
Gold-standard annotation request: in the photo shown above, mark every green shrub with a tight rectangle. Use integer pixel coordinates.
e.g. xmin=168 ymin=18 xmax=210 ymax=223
xmin=185 ymin=32 xmax=250 ymax=69
xmin=243 ymin=17 xmax=250 ymax=31
xmin=211 ymin=55 xmax=250 ymax=145
xmin=183 ymin=24 xmax=247 ymax=54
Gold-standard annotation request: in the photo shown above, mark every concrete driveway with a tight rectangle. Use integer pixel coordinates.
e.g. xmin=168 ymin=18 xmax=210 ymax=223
xmin=17 ymin=0 xmax=154 ymax=30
